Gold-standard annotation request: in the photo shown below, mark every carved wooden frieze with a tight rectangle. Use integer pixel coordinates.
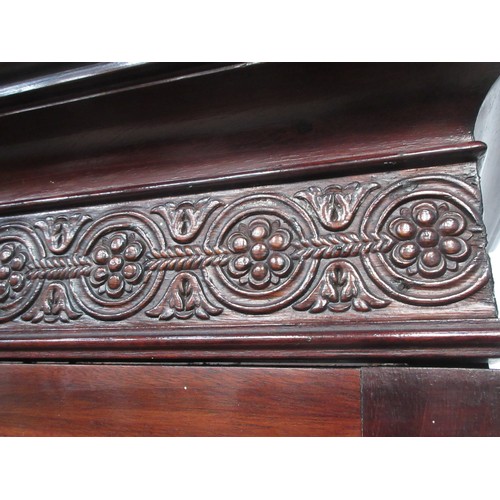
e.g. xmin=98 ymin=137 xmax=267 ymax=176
xmin=0 ymin=163 xmax=495 ymax=330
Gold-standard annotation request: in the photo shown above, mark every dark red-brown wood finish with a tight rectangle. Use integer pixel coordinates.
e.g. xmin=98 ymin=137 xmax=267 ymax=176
xmin=0 ymin=62 xmax=499 ymax=363
xmin=0 ymin=63 xmax=498 ymax=214
xmin=0 ymin=364 xmax=361 ymax=436
xmin=1 ymin=63 xmax=500 ymax=437
xmin=1 ymin=364 xmax=498 ymax=436
xmin=363 ymin=367 xmax=500 ymax=436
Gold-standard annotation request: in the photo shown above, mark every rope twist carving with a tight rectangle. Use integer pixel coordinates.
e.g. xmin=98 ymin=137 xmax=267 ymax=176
xmin=293 ymin=232 xmax=395 ymax=260
xmin=146 ymin=245 xmax=232 ymax=271
xmin=27 ymin=255 xmax=94 ymax=280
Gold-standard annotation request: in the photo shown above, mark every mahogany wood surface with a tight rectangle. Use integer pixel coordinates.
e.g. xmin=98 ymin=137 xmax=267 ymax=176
xmin=0 ymin=63 xmax=499 ymax=363
xmin=1 ymin=63 xmax=499 ymax=214
xmin=2 ymin=363 xmax=499 ymax=436
xmin=1 ymin=320 xmax=500 ymax=362
xmin=0 ymin=364 xmax=361 ymax=436
xmin=1 ymin=64 xmax=500 ymax=439
xmin=363 ymin=367 xmax=500 ymax=436
xmin=0 ymin=162 xmax=494 ymax=339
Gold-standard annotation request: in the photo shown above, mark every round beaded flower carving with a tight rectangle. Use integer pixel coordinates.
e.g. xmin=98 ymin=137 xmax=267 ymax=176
xmin=226 ymin=218 xmax=294 ymax=289
xmin=89 ymin=232 xmax=145 ymax=298
xmin=0 ymin=243 xmax=28 ymax=302
xmin=388 ymin=201 xmax=471 ymax=279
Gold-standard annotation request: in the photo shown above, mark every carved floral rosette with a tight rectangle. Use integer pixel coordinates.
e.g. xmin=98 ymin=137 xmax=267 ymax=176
xmin=360 ymin=175 xmax=489 ymax=305
xmin=0 ymin=223 xmax=45 ymax=322
xmin=70 ymin=211 xmax=166 ymax=320
xmin=0 ymin=166 xmax=494 ymax=326
xmin=203 ymin=194 xmax=319 ymax=313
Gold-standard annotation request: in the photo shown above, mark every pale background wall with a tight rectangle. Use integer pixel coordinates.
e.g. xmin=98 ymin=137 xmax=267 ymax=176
xmin=474 ymin=75 xmax=500 ymax=367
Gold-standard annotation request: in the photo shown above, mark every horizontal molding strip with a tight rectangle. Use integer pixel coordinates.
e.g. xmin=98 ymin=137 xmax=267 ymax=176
xmin=0 ymin=141 xmax=486 ymax=217
xmin=0 ymin=321 xmax=499 ymax=361
xmin=0 ymin=162 xmax=494 ymax=326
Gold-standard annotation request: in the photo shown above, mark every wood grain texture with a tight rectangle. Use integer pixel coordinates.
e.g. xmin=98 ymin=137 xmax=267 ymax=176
xmin=0 ymin=63 xmax=498 ymax=214
xmin=0 ymin=63 xmax=499 ymax=362
xmin=3 ymin=363 xmax=499 ymax=436
xmin=362 ymin=367 xmax=500 ymax=436
xmin=0 ymin=364 xmax=360 ymax=436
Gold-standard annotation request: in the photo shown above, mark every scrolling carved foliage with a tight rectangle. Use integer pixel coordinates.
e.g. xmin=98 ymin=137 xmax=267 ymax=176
xmin=0 ymin=165 xmax=493 ymax=325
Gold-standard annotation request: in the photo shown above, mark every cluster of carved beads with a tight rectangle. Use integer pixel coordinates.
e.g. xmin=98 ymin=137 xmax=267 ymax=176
xmin=0 ymin=173 xmax=489 ymax=324
xmin=89 ymin=232 xmax=145 ymax=298
xmin=0 ymin=244 xmax=28 ymax=302
xmin=389 ymin=201 xmax=471 ymax=279
xmin=226 ymin=218 xmax=293 ymax=289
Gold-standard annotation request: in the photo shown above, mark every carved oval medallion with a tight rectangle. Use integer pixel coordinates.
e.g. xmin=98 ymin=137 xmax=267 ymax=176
xmin=360 ymin=175 xmax=489 ymax=305
xmin=203 ymin=194 xmax=318 ymax=313
xmin=71 ymin=211 xmax=166 ymax=320
xmin=0 ymin=223 xmax=45 ymax=322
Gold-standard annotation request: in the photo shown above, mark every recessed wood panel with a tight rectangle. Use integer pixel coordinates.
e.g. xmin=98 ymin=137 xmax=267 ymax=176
xmin=0 ymin=364 xmax=360 ymax=436
xmin=362 ymin=367 xmax=500 ymax=436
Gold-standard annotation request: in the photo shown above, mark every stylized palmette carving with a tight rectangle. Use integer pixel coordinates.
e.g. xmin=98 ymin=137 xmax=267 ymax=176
xmin=293 ymin=260 xmax=390 ymax=313
xmin=146 ymin=272 xmax=222 ymax=320
xmin=152 ymin=198 xmax=223 ymax=243
xmin=21 ymin=283 xmax=82 ymax=323
xmin=295 ymin=182 xmax=379 ymax=230
xmin=0 ymin=171 xmax=492 ymax=325
xmin=35 ymin=214 xmax=92 ymax=254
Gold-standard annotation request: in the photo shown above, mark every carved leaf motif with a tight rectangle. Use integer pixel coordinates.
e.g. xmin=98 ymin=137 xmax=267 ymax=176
xmin=295 ymin=182 xmax=379 ymax=231
xmin=35 ymin=214 xmax=92 ymax=254
xmin=146 ymin=272 xmax=222 ymax=320
xmin=152 ymin=198 xmax=223 ymax=243
xmin=0 ymin=172 xmax=489 ymax=324
xmin=293 ymin=260 xmax=390 ymax=313
xmin=21 ymin=283 xmax=82 ymax=323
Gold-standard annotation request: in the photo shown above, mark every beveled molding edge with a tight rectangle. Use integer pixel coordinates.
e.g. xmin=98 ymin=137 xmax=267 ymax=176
xmin=0 ymin=141 xmax=487 ymax=216
xmin=0 ymin=321 xmax=500 ymax=361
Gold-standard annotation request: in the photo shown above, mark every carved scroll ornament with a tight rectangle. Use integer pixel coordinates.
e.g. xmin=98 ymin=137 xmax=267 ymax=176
xmin=0 ymin=167 xmax=492 ymax=326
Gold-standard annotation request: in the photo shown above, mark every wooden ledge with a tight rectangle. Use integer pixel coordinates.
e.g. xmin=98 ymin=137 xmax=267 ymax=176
xmin=1 ymin=320 xmax=499 ymax=362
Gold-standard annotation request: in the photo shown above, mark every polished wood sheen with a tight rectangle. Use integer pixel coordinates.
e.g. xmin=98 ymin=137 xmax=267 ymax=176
xmin=1 ymin=63 xmax=499 ymax=214
xmin=2 ymin=363 xmax=498 ymax=436
xmin=0 ymin=63 xmax=499 ymax=362
xmin=0 ymin=364 xmax=361 ymax=436
xmin=363 ymin=367 xmax=500 ymax=436
xmin=1 ymin=63 xmax=500 ymax=438
xmin=0 ymin=163 xmax=493 ymax=332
